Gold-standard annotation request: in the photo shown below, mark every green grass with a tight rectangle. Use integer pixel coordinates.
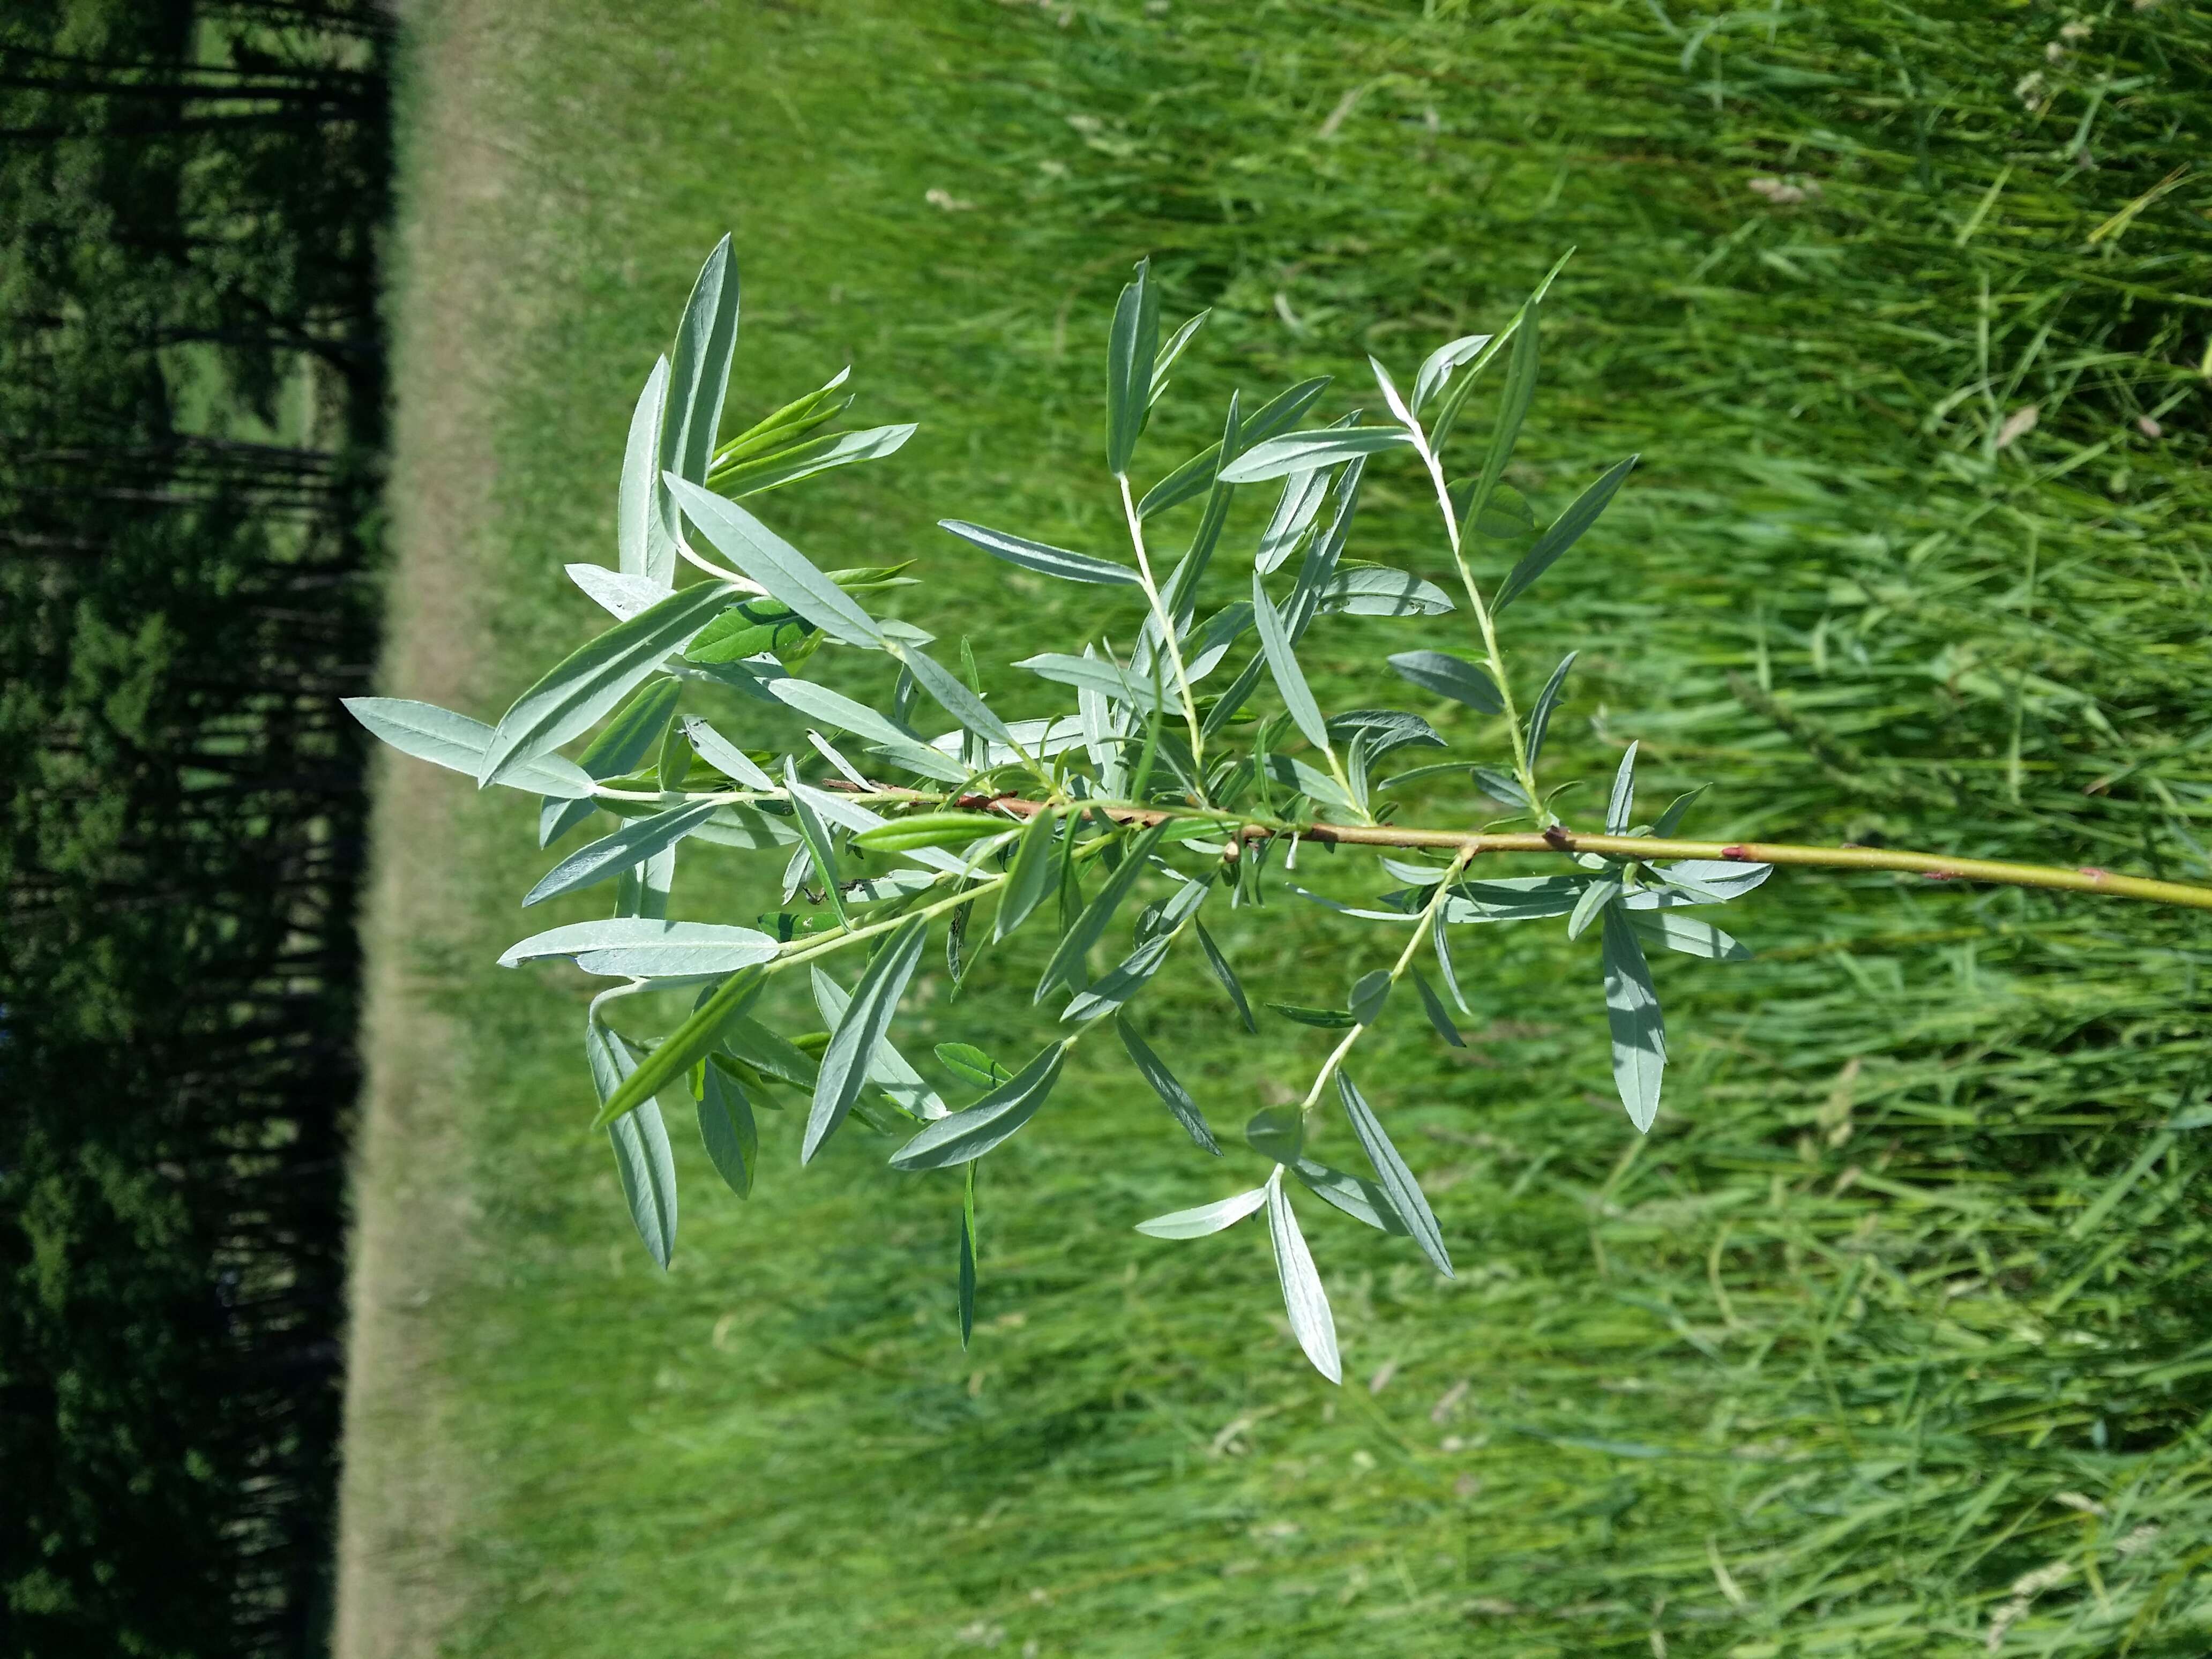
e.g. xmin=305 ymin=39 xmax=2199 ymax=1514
xmin=347 ymin=2 xmax=2212 ymax=1654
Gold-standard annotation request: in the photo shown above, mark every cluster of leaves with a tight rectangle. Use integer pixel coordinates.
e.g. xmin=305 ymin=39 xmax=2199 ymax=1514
xmin=348 ymin=237 xmax=1772 ymax=1380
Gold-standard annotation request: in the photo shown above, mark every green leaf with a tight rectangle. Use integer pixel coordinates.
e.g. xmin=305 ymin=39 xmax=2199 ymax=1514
xmin=499 ymin=919 xmax=780 ymax=977
xmin=1429 ymin=251 xmax=1572 ymax=451
xmin=618 ymin=354 xmax=677 ymax=586
xmin=1290 ymin=1157 xmax=1409 ymax=1236
xmin=783 ymin=760 xmax=848 ymax=926
xmin=1265 ymin=1177 xmax=1341 ymax=1384
xmin=854 ymin=812 xmax=1007 ymax=854
xmin=1219 ymin=426 xmax=1415 ymax=483
xmin=542 ymin=676 xmax=685 ymax=845
xmin=1566 ymin=875 xmax=1623 ymax=940
xmin=1651 ymin=784 xmax=1708 ymax=838
xmin=1442 ymin=874 xmax=1587 ymax=924
xmin=479 ymin=582 xmax=739 ymax=786
xmin=592 ymin=967 xmax=767 ymax=1131
xmin=1135 ymin=1187 xmax=1266 ymax=1239
xmin=1455 ymin=293 xmax=1541 ymax=540
xmin=1035 ymin=821 xmax=1170 ymax=1002
xmin=1251 ymin=577 xmax=1331 ymax=751
xmin=659 ymin=235 xmax=741 ymax=544
xmin=1523 ymin=651 xmax=1578 ymax=773
xmin=697 ymin=1056 xmax=759 ymax=1199
xmin=1626 ymin=860 xmax=1772 ymax=907
xmin=1337 ymin=1072 xmax=1452 ymax=1277
xmin=1316 ymin=565 xmax=1455 ymax=617
xmin=809 ymin=965 xmax=946 ymax=1120
xmin=523 ymin=800 xmax=722 ymax=907
xmin=1245 ymin=1106 xmax=1304 ymax=1163
xmin=1194 ymin=922 xmax=1257 ymax=1033
xmin=1387 ymin=650 xmax=1503 ymax=715
xmin=1600 ymin=906 xmax=1666 ymax=1132
xmin=1629 ymin=913 xmax=1751 ymax=961
xmin=1105 ymin=258 xmax=1161 ymax=475
xmin=1062 ymin=932 xmax=1174 ymax=1023
xmin=568 ymin=564 xmax=668 ymax=622
xmin=1150 ymin=309 xmax=1208 ymax=399
xmin=1254 ymin=442 xmax=1339 ymax=574
xmin=1493 ymin=454 xmax=1637 ymax=613
xmin=1411 ymin=968 xmax=1464 ymax=1046
xmin=680 ymin=715 xmax=777 ymax=790
xmin=1430 ymin=909 xmax=1471 ymax=1014
xmin=664 ymin=476 xmax=884 ymax=646
xmin=345 ymin=697 xmax=595 ymax=798
xmin=894 ymin=644 xmax=1019 ymax=750
xmin=1411 ymin=332 xmax=1493 ymax=415
xmin=995 ymin=808 xmax=1062 ymax=943
xmin=938 ymin=519 xmax=1140 ymax=587
xmin=936 ymin=1042 xmax=1014 ymax=1093
xmin=1114 ymin=1014 xmax=1221 ymax=1154
xmin=1606 ymin=741 xmax=1639 ymax=835
xmin=711 ymin=423 xmax=915 ymax=498
xmin=1137 ymin=376 xmax=1329 ymax=519
xmin=1472 ymin=764 xmax=1531 ymax=809
xmin=1349 ymin=969 xmax=1392 ymax=1025
xmin=1268 ymin=1003 xmax=1357 ymax=1029
xmin=805 ymin=917 xmax=929 ymax=1161
xmin=1017 ymin=652 xmax=1167 ymax=711
xmin=714 ymin=367 xmax=849 ymax=468
xmin=958 ymin=1165 xmax=978 ymax=1348
xmin=589 ymin=1023 xmax=678 ymax=1268
xmin=890 ymin=1041 xmax=1068 ymax=1170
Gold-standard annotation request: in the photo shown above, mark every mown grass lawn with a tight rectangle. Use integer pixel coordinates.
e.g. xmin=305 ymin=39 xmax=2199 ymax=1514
xmin=339 ymin=3 xmax=2212 ymax=1655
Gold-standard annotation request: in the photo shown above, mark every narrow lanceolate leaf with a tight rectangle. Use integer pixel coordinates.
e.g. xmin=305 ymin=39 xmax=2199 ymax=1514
xmin=783 ymin=760 xmax=848 ymax=927
xmin=1651 ymin=784 xmax=1707 ymax=839
xmin=1017 ymin=652 xmax=1167 ymax=710
xmin=1194 ymin=921 xmax=1257 ymax=1033
xmin=1062 ymin=933 xmax=1174 ymax=1022
xmin=1255 ymin=459 xmax=1334 ymax=574
xmin=1266 ymin=1177 xmax=1341 ymax=1384
xmin=523 ymin=800 xmax=721 ymax=907
xmin=811 ymin=965 xmax=945 ymax=1121
xmin=1291 ymin=1158 xmax=1409 ymax=1235
xmin=1430 ymin=909 xmax=1471 ymax=1015
xmin=1634 ymin=859 xmax=1773 ymax=905
xmin=658 ymin=234 xmax=740 ymax=548
xmin=1606 ymin=741 xmax=1640 ymax=835
xmin=1349 ymin=969 xmax=1392 ymax=1026
xmin=1630 ymin=913 xmax=1751 ymax=961
xmin=1411 ymin=968 xmax=1464 ymax=1046
xmin=1115 ymin=1014 xmax=1221 ymax=1153
xmin=805 ymin=916 xmax=929 ymax=1162
xmin=854 ymin=812 xmax=1006 ymax=855
xmin=1317 ymin=566 xmax=1455 ymax=617
xmin=696 ymin=1056 xmax=758 ymax=1199
xmin=1523 ymin=650 xmax=1578 ymax=773
xmin=1036 ymin=821 xmax=1171 ymax=1002
xmin=681 ymin=715 xmax=777 ymax=790
xmin=1219 ymin=426 xmax=1415 ymax=484
xmin=938 ymin=520 xmax=1140 ymax=587
xmin=1135 ymin=1187 xmax=1266 ymax=1239
xmin=1456 ymin=292 xmax=1541 ymax=534
xmin=1493 ymin=453 xmax=1638 ymax=614
xmin=498 ymin=919 xmax=781 ymax=977
xmin=895 ymin=644 xmax=1018 ymax=749
xmin=1337 ymin=1073 xmax=1452 ymax=1277
xmin=958 ymin=1165 xmax=978 ymax=1348
xmin=995 ymin=808 xmax=1061 ymax=943
xmin=889 ymin=1041 xmax=1068 ymax=1170
xmin=344 ymin=698 xmax=595 ymax=798
xmin=1600 ymin=906 xmax=1666 ymax=1133
xmin=1151 ymin=308 xmax=1208 ymax=399
xmin=936 ymin=1043 xmax=1013 ymax=1094
xmin=1566 ymin=875 xmax=1623 ymax=941
xmin=713 ymin=423 xmax=915 ymax=498
xmin=568 ymin=564 xmax=668 ymax=622
xmin=1251 ymin=577 xmax=1331 ymax=751
xmin=618 ymin=354 xmax=678 ymax=586
xmin=664 ymin=476 xmax=884 ymax=646
xmin=589 ymin=1023 xmax=677 ymax=1268
xmin=766 ymin=678 xmax=967 ymax=784
xmin=1411 ymin=332 xmax=1493 ymax=414
xmin=1387 ymin=650 xmax=1503 ymax=715
xmin=542 ymin=676 xmax=684 ymax=845
xmin=592 ymin=966 xmax=767 ymax=1131
xmin=1105 ymin=258 xmax=1160 ymax=475
xmin=480 ymin=582 xmax=738 ymax=786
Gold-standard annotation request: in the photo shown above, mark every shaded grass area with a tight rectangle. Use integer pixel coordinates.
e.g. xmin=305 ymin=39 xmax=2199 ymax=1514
xmin=349 ymin=2 xmax=2212 ymax=1655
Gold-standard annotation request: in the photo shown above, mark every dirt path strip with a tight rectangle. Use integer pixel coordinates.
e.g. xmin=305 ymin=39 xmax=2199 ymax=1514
xmin=332 ymin=3 xmax=512 ymax=1654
